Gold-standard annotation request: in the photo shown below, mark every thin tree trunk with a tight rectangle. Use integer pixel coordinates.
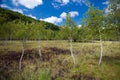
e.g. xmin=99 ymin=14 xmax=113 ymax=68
xmin=38 ymin=39 xmax=42 ymax=57
xmin=106 ymin=39 xmax=109 ymax=50
xmin=9 ymin=35 xmax=12 ymax=41
xmin=91 ymin=37 xmax=94 ymax=52
xmin=81 ymin=40 xmax=85 ymax=49
xmin=99 ymin=30 xmax=103 ymax=65
xmin=2 ymin=38 xmax=7 ymax=46
xmin=19 ymin=39 xmax=26 ymax=71
xmin=69 ymin=38 xmax=76 ymax=66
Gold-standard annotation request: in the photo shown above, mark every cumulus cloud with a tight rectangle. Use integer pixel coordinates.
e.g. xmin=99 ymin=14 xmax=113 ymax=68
xmin=62 ymin=0 xmax=69 ymax=5
xmin=60 ymin=12 xmax=67 ymax=19
xmin=55 ymin=0 xmax=69 ymax=5
xmin=52 ymin=0 xmax=69 ymax=8
xmin=0 ymin=4 xmax=23 ymax=14
xmin=12 ymin=8 xmax=23 ymax=13
xmin=12 ymin=0 xmax=19 ymax=6
xmin=60 ymin=11 xmax=79 ymax=19
xmin=52 ymin=0 xmax=86 ymax=8
xmin=40 ymin=16 xmax=62 ymax=24
xmin=78 ymin=24 xmax=82 ymax=27
xmin=0 ymin=4 xmax=11 ymax=9
xmin=40 ymin=11 xmax=79 ymax=24
xmin=105 ymin=7 xmax=111 ymax=13
xmin=12 ymin=0 xmax=43 ymax=9
xmin=69 ymin=11 xmax=79 ymax=17
xmin=72 ymin=0 xmax=86 ymax=5
xmin=102 ymin=1 xmax=109 ymax=5
xmin=28 ymin=14 xmax=37 ymax=19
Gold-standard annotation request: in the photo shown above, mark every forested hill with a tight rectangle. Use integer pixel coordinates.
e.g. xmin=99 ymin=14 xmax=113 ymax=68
xmin=0 ymin=7 xmax=59 ymax=31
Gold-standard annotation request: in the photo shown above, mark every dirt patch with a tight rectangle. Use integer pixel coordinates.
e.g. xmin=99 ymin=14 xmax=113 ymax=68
xmin=0 ymin=49 xmax=39 ymax=62
xmin=0 ymin=47 xmax=71 ymax=80
xmin=0 ymin=47 xmax=102 ymax=80
xmin=0 ymin=47 xmax=70 ymax=62
xmin=46 ymin=47 xmax=70 ymax=55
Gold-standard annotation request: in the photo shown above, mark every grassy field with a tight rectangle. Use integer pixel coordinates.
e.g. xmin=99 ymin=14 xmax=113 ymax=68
xmin=0 ymin=40 xmax=120 ymax=80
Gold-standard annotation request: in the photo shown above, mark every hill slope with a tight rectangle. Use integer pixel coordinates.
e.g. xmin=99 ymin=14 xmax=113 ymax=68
xmin=0 ymin=7 xmax=59 ymax=31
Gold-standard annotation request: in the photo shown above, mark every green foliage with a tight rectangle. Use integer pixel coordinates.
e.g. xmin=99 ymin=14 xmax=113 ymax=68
xmin=0 ymin=8 xmax=59 ymax=40
xmin=81 ymin=3 xmax=119 ymax=41
xmin=0 ymin=4 xmax=119 ymax=41
xmin=106 ymin=0 xmax=120 ymax=40
xmin=0 ymin=8 xmax=35 ymax=24
xmin=0 ymin=21 xmax=16 ymax=40
xmin=63 ymin=13 xmax=78 ymax=42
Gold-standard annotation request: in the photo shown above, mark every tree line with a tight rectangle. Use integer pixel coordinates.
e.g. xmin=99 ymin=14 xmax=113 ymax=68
xmin=0 ymin=0 xmax=120 ymax=42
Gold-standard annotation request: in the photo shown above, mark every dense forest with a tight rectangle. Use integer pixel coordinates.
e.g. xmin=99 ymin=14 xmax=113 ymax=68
xmin=0 ymin=0 xmax=120 ymax=41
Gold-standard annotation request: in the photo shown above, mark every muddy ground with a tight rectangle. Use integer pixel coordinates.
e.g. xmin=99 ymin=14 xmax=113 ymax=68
xmin=0 ymin=47 xmax=101 ymax=80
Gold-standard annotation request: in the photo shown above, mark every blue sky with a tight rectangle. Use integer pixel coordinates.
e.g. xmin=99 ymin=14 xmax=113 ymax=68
xmin=0 ymin=0 xmax=108 ymax=26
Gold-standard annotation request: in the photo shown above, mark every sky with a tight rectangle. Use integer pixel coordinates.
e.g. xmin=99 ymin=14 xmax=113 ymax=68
xmin=0 ymin=0 xmax=108 ymax=26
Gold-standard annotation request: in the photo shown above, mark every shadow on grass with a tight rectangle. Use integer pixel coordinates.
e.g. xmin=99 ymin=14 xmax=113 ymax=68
xmin=0 ymin=47 xmax=70 ymax=61
xmin=71 ymin=73 xmax=101 ymax=80
xmin=95 ymin=55 xmax=120 ymax=80
xmin=102 ymin=55 xmax=120 ymax=66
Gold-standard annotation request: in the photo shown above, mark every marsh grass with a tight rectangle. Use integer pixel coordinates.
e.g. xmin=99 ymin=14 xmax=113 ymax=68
xmin=0 ymin=40 xmax=120 ymax=80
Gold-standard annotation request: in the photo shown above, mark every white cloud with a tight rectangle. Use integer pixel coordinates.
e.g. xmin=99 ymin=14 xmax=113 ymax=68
xmin=40 ymin=11 xmax=79 ymax=24
xmin=28 ymin=14 xmax=37 ymax=19
xmin=102 ymin=1 xmax=109 ymax=5
xmin=12 ymin=0 xmax=43 ymax=9
xmin=78 ymin=24 xmax=82 ymax=27
xmin=60 ymin=12 xmax=67 ymax=19
xmin=12 ymin=9 xmax=23 ymax=14
xmin=52 ymin=0 xmax=86 ymax=8
xmin=52 ymin=3 xmax=60 ymax=9
xmin=72 ymin=0 xmax=86 ymax=4
xmin=23 ymin=9 xmax=28 ymax=11
xmin=62 ymin=0 xmax=69 ymax=5
xmin=72 ymin=0 xmax=87 ymax=6
xmin=55 ymin=0 xmax=69 ymax=5
xmin=12 ymin=0 xmax=19 ymax=6
xmin=105 ymin=7 xmax=111 ymax=13
xmin=69 ymin=11 xmax=79 ymax=17
xmin=60 ymin=11 xmax=79 ymax=19
xmin=52 ymin=0 xmax=69 ymax=8
xmin=0 ymin=4 xmax=23 ymax=14
xmin=0 ymin=4 xmax=11 ymax=9
xmin=40 ymin=16 xmax=62 ymax=24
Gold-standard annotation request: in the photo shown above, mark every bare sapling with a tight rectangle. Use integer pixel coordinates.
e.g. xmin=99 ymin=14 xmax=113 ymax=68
xmin=69 ymin=38 xmax=76 ymax=66
xmin=99 ymin=30 xmax=103 ymax=65
xmin=19 ymin=39 xmax=26 ymax=71
xmin=2 ymin=38 xmax=8 ymax=46
xmin=38 ymin=38 xmax=42 ymax=57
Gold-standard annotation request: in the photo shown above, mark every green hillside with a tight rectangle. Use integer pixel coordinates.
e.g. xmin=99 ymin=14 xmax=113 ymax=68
xmin=0 ymin=7 xmax=59 ymax=31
